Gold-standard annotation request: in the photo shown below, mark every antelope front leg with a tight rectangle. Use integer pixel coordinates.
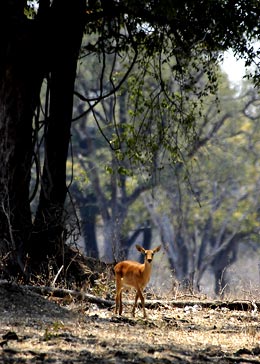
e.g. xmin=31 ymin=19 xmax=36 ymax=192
xmin=132 ymin=292 xmax=139 ymax=317
xmin=133 ymin=288 xmax=147 ymax=318
xmin=138 ymin=289 xmax=147 ymax=318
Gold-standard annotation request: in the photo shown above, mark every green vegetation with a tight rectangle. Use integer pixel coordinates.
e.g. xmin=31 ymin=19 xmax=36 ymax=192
xmin=0 ymin=1 xmax=260 ymax=294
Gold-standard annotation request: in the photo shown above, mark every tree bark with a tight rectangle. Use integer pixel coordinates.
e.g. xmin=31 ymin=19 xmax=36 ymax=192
xmin=81 ymin=192 xmax=99 ymax=258
xmin=0 ymin=1 xmax=44 ymax=274
xmin=0 ymin=0 xmax=85 ymax=277
xmin=30 ymin=0 xmax=85 ymax=263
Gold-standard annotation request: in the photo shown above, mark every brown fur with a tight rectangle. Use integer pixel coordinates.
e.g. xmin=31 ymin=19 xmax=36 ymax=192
xmin=114 ymin=244 xmax=161 ymax=318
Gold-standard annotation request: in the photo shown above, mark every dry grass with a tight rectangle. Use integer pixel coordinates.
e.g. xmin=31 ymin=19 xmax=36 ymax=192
xmin=1 ymin=282 xmax=260 ymax=363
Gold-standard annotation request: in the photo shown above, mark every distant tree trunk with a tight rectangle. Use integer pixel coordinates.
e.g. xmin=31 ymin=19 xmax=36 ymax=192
xmin=211 ymin=237 xmax=238 ymax=296
xmin=119 ymin=221 xmax=152 ymax=262
xmin=141 ymin=220 xmax=153 ymax=250
xmin=137 ymin=221 xmax=153 ymax=263
xmin=194 ymin=227 xmax=245 ymax=296
xmin=81 ymin=192 xmax=99 ymax=258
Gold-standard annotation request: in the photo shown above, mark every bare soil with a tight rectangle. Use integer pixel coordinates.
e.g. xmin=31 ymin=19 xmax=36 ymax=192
xmin=1 ymin=283 xmax=260 ymax=363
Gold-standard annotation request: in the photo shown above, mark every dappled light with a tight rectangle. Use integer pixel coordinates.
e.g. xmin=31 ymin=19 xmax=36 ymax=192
xmin=1 ymin=1 xmax=260 ymax=362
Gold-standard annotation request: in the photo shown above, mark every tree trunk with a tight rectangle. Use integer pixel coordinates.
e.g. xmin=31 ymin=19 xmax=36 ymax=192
xmin=29 ymin=0 xmax=85 ymax=264
xmin=0 ymin=2 xmax=44 ymax=275
xmin=81 ymin=192 xmax=99 ymax=258
xmin=0 ymin=0 xmax=85 ymax=277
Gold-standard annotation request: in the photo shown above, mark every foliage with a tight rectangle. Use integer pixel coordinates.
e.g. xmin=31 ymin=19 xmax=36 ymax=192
xmin=74 ymin=1 xmax=260 ymax=177
xmin=1 ymin=0 xmax=260 ymax=281
xmin=144 ymin=76 xmax=260 ymax=291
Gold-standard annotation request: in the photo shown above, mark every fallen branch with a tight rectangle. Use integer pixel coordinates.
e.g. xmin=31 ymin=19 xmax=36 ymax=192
xmin=0 ymin=280 xmax=259 ymax=312
xmin=28 ymin=285 xmax=115 ymax=308
xmin=0 ymin=280 xmax=114 ymax=308
xmin=223 ymin=356 xmax=260 ymax=364
xmin=145 ymin=299 xmax=260 ymax=312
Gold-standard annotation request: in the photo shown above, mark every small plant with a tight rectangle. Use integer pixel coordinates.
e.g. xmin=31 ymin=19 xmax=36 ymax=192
xmin=43 ymin=321 xmax=64 ymax=341
xmin=90 ymin=267 xmax=115 ymax=300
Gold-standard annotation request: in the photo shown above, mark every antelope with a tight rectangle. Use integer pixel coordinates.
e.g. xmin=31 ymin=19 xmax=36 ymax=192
xmin=114 ymin=244 xmax=161 ymax=318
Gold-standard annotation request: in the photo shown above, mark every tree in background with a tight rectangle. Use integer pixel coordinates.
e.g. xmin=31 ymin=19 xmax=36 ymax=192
xmin=0 ymin=0 xmax=260 ymax=282
xmin=72 ymin=43 xmax=260 ymax=295
xmin=144 ymin=81 xmax=260 ymax=295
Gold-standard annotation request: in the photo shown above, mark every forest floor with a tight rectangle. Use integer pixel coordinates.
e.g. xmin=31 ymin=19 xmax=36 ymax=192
xmin=1 ymin=283 xmax=260 ymax=364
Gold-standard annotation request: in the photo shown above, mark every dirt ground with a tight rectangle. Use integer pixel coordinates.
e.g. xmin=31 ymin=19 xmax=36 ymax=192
xmin=1 ymin=283 xmax=260 ymax=364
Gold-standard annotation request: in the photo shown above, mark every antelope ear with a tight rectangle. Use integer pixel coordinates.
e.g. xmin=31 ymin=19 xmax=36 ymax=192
xmin=153 ymin=245 xmax=161 ymax=253
xmin=136 ymin=244 xmax=145 ymax=254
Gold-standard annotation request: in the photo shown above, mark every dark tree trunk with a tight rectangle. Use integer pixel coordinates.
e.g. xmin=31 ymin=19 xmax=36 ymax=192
xmin=0 ymin=2 xmax=44 ymax=275
xmin=211 ymin=240 xmax=238 ymax=296
xmin=71 ymin=117 xmax=100 ymax=258
xmin=137 ymin=221 xmax=152 ymax=263
xmin=0 ymin=0 xmax=85 ymax=278
xmin=141 ymin=220 xmax=152 ymax=250
xmin=28 ymin=0 xmax=85 ymax=265
xmin=81 ymin=192 xmax=99 ymax=258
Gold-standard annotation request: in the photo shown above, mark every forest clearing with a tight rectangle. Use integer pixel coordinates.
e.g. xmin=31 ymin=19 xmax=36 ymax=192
xmin=1 ymin=3 xmax=260 ymax=363
xmin=1 ymin=282 xmax=260 ymax=364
